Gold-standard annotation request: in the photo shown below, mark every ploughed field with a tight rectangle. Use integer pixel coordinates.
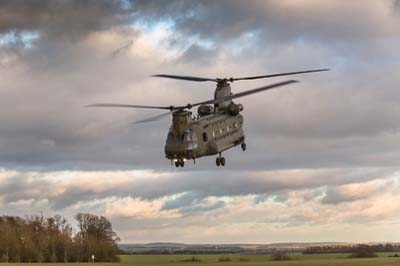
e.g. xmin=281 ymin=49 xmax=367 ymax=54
xmin=2 ymin=253 xmax=399 ymax=266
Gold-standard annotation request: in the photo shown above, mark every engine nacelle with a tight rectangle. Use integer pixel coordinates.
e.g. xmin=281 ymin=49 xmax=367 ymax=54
xmin=198 ymin=105 xmax=213 ymax=116
xmin=172 ymin=110 xmax=190 ymax=135
xmin=227 ymin=103 xmax=243 ymax=116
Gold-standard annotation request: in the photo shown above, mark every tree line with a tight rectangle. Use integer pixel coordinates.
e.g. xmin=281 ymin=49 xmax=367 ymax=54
xmin=0 ymin=213 xmax=120 ymax=263
xmin=303 ymin=244 xmax=400 ymax=255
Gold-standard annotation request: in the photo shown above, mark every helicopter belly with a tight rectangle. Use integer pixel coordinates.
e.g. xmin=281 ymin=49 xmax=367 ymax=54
xmin=164 ymin=143 xmax=198 ymax=159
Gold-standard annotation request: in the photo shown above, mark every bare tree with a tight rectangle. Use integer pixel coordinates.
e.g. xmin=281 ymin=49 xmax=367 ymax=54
xmin=0 ymin=214 xmax=120 ymax=263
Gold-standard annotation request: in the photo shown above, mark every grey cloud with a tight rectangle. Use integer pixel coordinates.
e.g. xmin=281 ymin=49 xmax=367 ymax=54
xmin=180 ymin=200 xmax=226 ymax=214
xmin=133 ymin=0 xmax=400 ymax=43
xmin=161 ymin=191 xmax=203 ymax=210
xmin=394 ymin=0 xmax=400 ymax=10
xmin=0 ymin=0 xmax=132 ymax=38
xmin=322 ymin=187 xmax=363 ymax=205
xmin=0 ymin=173 xmax=47 ymax=203
xmin=161 ymin=191 xmax=225 ymax=214
xmin=178 ymin=44 xmax=218 ymax=64
xmin=272 ymin=193 xmax=291 ymax=203
xmin=51 ymin=186 xmax=98 ymax=210
xmin=321 ymin=179 xmax=393 ymax=205
xmin=111 ymin=39 xmax=135 ymax=58
xmin=0 ymin=168 xmax=395 ymax=210
xmin=252 ymin=193 xmax=290 ymax=204
xmin=253 ymin=194 xmax=269 ymax=204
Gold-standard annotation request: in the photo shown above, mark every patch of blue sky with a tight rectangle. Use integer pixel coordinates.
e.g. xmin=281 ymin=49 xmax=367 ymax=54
xmin=131 ymin=18 xmax=175 ymax=44
xmin=130 ymin=16 xmax=175 ymax=35
xmin=120 ymin=0 xmax=132 ymax=10
xmin=0 ymin=30 xmax=40 ymax=49
xmin=131 ymin=17 xmax=216 ymax=53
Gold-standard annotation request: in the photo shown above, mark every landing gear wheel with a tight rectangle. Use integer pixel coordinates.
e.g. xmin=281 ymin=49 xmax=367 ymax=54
xmin=220 ymin=157 xmax=225 ymax=166
xmin=241 ymin=142 xmax=247 ymax=151
xmin=180 ymin=160 xmax=185 ymax=167
xmin=216 ymin=157 xmax=221 ymax=166
xmin=175 ymin=161 xmax=180 ymax=167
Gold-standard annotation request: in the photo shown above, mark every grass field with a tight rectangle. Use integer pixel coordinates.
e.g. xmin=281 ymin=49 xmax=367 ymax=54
xmin=1 ymin=253 xmax=399 ymax=266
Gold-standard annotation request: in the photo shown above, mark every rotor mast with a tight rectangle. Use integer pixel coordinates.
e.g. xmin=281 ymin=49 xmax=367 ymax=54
xmin=214 ymin=80 xmax=232 ymax=112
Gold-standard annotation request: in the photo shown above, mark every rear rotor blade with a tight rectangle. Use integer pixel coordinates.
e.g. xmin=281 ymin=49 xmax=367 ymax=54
xmin=190 ymin=80 xmax=298 ymax=107
xmin=152 ymin=74 xmax=217 ymax=82
xmin=232 ymin=69 xmax=329 ymax=81
xmin=132 ymin=111 xmax=171 ymax=124
xmin=153 ymin=69 xmax=328 ymax=84
xmin=87 ymin=103 xmax=173 ymax=110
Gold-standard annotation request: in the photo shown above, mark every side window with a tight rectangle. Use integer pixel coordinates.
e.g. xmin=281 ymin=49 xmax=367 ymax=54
xmin=202 ymin=132 xmax=208 ymax=142
xmin=167 ymin=132 xmax=174 ymax=143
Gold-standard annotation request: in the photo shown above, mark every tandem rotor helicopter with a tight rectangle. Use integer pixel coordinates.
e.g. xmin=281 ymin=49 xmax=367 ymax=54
xmin=88 ymin=69 xmax=328 ymax=167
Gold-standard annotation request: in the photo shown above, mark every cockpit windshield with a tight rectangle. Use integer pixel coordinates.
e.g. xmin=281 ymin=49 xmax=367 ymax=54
xmin=182 ymin=129 xmax=197 ymax=143
xmin=166 ymin=131 xmax=175 ymax=144
xmin=167 ymin=129 xmax=197 ymax=144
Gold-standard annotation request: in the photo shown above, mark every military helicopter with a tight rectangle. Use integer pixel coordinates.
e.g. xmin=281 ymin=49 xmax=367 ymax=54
xmin=88 ymin=69 xmax=328 ymax=167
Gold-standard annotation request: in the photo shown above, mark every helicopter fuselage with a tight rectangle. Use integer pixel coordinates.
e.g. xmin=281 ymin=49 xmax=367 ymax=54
xmin=164 ymin=108 xmax=245 ymax=163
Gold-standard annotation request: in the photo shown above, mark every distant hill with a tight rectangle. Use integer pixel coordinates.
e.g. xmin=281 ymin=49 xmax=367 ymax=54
xmin=119 ymin=242 xmax=384 ymax=254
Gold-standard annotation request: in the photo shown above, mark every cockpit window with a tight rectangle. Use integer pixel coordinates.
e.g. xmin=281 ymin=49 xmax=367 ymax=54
xmin=167 ymin=132 xmax=175 ymax=144
xmin=182 ymin=129 xmax=196 ymax=143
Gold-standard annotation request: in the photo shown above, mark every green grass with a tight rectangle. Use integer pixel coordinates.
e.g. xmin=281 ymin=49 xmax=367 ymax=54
xmin=117 ymin=254 xmax=400 ymax=266
xmin=1 ymin=253 xmax=399 ymax=266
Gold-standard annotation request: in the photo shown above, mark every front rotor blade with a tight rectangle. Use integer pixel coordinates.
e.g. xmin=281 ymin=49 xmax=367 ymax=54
xmin=190 ymin=80 xmax=298 ymax=107
xmin=132 ymin=111 xmax=171 ymax=124
xmin=232 ymin=69 xmax=329 ymax=81
xmin=152 ymin=74 xmax=217 ymax=82
xmin=87 ymin=103 xmax=173 ymax=110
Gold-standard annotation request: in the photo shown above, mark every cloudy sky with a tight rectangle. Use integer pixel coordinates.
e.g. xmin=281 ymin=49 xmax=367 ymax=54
xmin=1 ymin=0 xmax=400 ymax=243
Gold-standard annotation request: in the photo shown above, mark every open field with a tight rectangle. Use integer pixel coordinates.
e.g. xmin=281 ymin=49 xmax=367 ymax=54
xmin=117 ymin=254 xmax=400 ymax=266
xmin=1 ymin=253 xmax=400 ymax=266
